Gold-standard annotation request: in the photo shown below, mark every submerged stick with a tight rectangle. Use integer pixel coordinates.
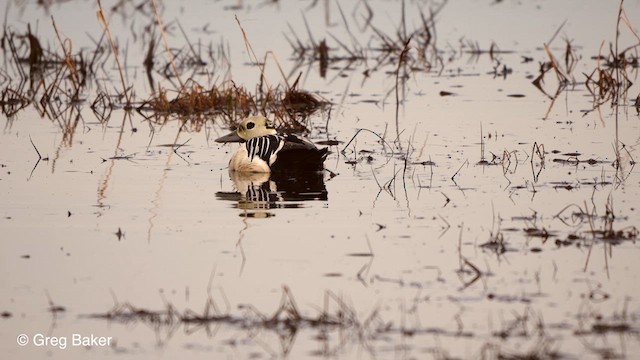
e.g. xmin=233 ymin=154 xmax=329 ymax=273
xmin=583 ymin=201 xmax=596 ymax=274
xmin=451 ymin=159 xmax=469 ymax=181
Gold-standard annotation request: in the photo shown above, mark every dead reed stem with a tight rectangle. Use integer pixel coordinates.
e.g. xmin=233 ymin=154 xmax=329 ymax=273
xmin=96 ymin=0 xmax=130 ymax=106
xmin=340 ymin=128 xmax=393 ymax=155
xmin=51 ymin=16 xmax=80 ymax=98
xmin=543 ymin=43 xmax=567 ymax=84
xmin=395 ymin=37 xmax=412 ymax=150
xmin=235 ymin=15 xmax=273 ymax=91
xmin=151 ymin=0 xmax=184 ymax=90
xmin=263 ymin=51 xmax=290 ymax=89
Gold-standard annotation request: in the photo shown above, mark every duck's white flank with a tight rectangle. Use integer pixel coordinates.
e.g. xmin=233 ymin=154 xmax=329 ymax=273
xmin=229 ymin=135 xmax=285 ymax=173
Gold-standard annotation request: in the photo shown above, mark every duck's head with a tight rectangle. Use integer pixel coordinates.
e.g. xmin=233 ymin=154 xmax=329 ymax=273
xmin=215 ymin=116 xmax=277 ymax=143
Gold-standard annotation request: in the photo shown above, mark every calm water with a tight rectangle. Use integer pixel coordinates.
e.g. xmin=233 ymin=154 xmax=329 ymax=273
xmin=2 ymin=0 xmax=640 ymax=359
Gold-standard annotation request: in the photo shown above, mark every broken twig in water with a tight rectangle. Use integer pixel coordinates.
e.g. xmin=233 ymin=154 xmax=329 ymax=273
xmin=451 ymin=159 xmax=469 ymax=181
xmin=341 ymin=128 xmax=393 ymax=155
xmin=30 ymin=136 xmax=43 ymax=161
xmin=28 ymin=136 xmax=47 ymax=180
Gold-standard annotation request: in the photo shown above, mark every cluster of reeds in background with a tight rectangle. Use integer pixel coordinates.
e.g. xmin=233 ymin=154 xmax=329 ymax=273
xmin=0 ymin=0 xmax=329 ymax=137
xmin=1 ymin=0 xmax=638 ymax=138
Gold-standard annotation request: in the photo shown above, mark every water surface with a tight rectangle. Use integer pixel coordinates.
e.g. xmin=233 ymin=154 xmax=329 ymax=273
xmin=2 ymin=0 xmax=640 ymax=359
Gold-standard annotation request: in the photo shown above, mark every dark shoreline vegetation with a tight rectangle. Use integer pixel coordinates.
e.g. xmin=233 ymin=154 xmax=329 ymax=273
xmin=2 ymin=0 xmax=640 ymax=358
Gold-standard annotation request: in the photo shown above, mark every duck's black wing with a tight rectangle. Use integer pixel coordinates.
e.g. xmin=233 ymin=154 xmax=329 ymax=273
xmin=270 ymin=134 xmax=328 ymax=172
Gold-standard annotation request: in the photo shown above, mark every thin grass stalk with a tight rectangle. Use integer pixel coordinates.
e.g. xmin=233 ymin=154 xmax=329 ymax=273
xmin=235 ymin=15 xmax=271 ymax=90
xmin=151 ymin=0 xmax=184 ymax=90
xmin=395 ymin=37 xmax=412 ymax=150
xmin=51 ymin=16 xmax=80 ymax=97
xmin=96 ymin=0 xmax=130 ymax=106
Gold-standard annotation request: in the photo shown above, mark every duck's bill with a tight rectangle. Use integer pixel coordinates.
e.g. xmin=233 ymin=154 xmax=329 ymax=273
xmin=215 ymin=131 xmax=243 ymax=143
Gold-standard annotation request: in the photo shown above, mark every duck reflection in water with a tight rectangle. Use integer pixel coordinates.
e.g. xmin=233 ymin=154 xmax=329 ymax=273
xmin=215 ymin=170 xmax=328 ymax=216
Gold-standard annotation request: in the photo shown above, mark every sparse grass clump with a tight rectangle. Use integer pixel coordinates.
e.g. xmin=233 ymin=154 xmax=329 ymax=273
xmin=583 ymin=0 xmax=640 ymax=111
xmin=1 ymin=86 xmax=31 ymax=117
xmin=1 ymin=23 xmax=106 ymax=119
xmin=139 ymin=80 xmax=328 ymax=134
xmin=92 ymin=286 xmax=366 ymax=330
xmin=141 ymin=82 xmax=255 ymax=117
xmin=555 ymin=195 xmax=638 ymax=242
xmin=88 ymin=286 xmax=384 ymax=356
xmin=286 ymin=1 xmax=444 ymax=78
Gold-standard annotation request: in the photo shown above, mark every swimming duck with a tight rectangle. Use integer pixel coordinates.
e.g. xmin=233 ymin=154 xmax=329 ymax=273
xmin=215 ymin=116 xmax=328 ymax=173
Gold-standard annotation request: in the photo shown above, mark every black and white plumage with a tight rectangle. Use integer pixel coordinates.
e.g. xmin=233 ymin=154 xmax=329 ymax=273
xmin=216 ymin=116 xmax=328 ymax=173
xmin=246 ymin=135 xmax=283 ymax=164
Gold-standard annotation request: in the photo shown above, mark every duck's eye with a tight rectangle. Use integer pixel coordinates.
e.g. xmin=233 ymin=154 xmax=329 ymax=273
xmin=246 ymin=122 xmax=255 ymax=130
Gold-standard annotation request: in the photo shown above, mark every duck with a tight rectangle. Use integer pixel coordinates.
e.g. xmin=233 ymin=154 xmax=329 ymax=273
xmin=215 ymin=116 xmax=328 ymax=173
